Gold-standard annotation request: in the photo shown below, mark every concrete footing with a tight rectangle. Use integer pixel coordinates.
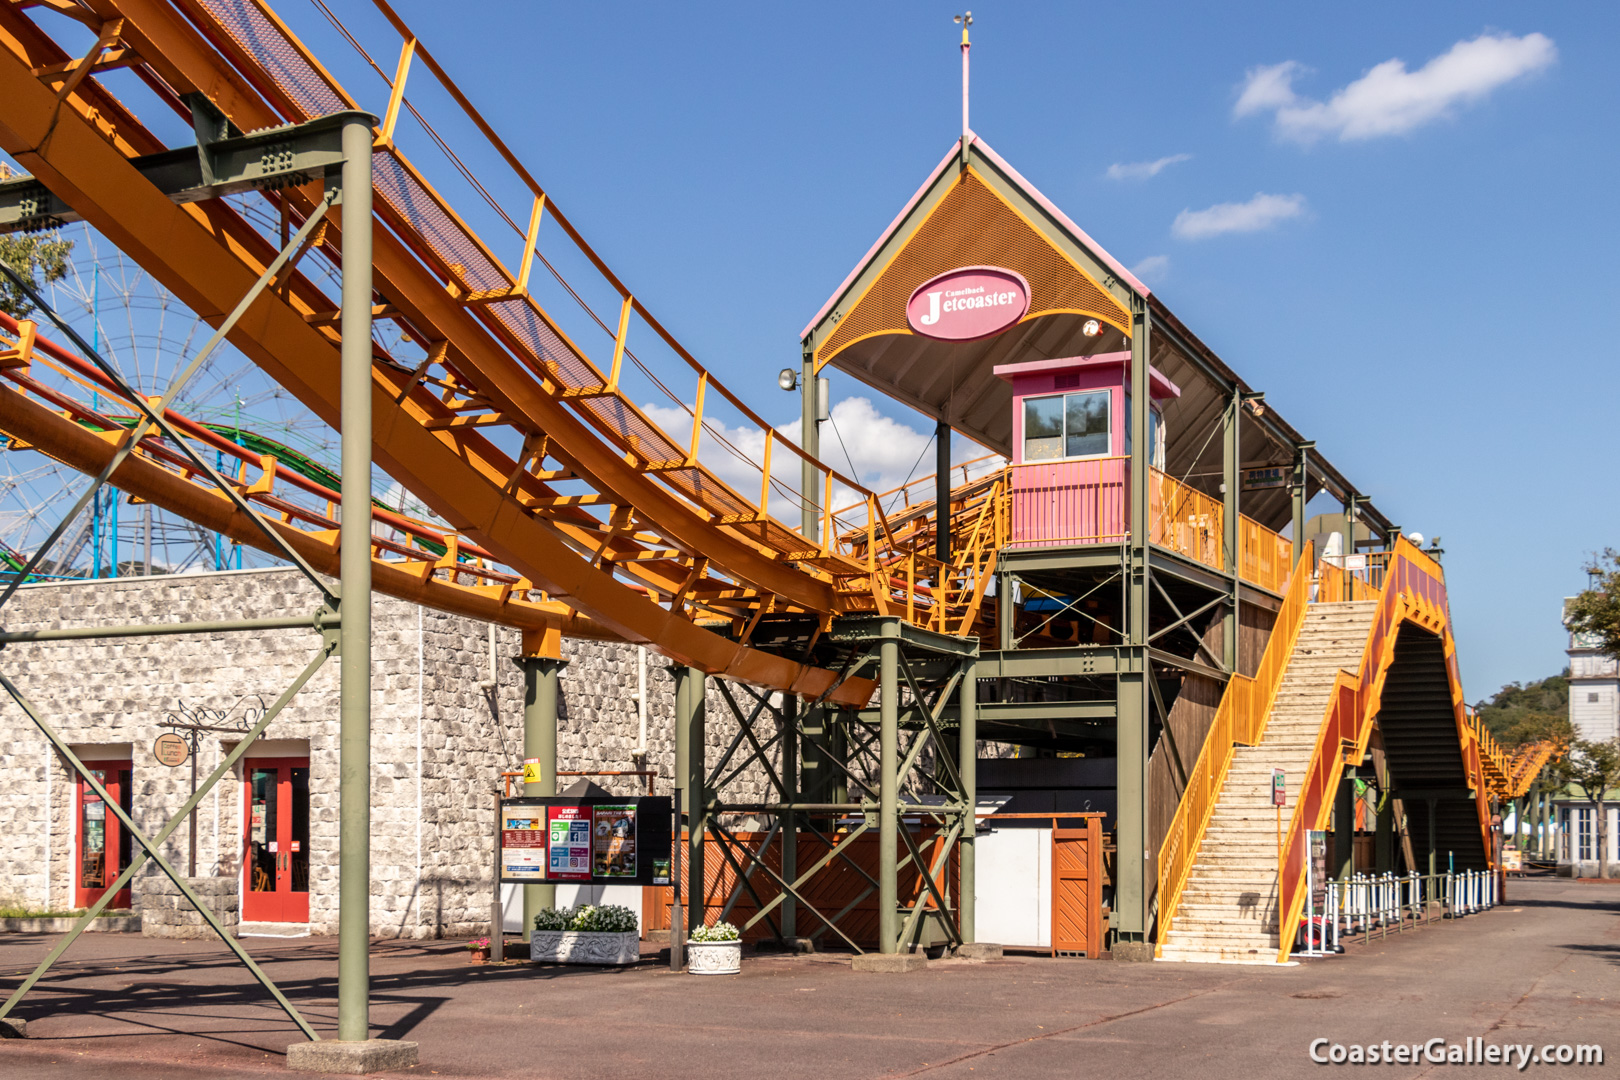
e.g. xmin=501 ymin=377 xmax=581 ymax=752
xmin=0 ymin=1016 xmax=27 ymax=1039
xmin=1112 ymin=940 xmax=1153 ymax=962
xmin=286 ymin=1039 xmax=419 ymax=1074
xmin=850 ymin=952 xmax=928 ymax=973
xmin=951 ymin=942 xmax=1003 ymax=960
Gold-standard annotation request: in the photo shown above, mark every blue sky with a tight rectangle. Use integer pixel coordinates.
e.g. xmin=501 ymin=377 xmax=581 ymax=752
xmin=8 ymin=2 xmax=1609 ymax=698
xmin=381 ymin=0 xmax=1614 ymax=699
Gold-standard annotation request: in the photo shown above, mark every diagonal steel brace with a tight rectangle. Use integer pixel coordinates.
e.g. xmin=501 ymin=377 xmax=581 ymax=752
xmin=0 ymin=192 xmax=339 ymax=611
xmin=0 ymin=643 xmax=333 ymax=1040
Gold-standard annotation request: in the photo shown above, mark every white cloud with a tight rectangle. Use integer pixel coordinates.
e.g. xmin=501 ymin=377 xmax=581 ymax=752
xmin=1172 ymin=193 xmax=1307 ymax=240
xmin=641 ymin=395 xmax=1003 ymax=528
xmin=1130 ymin=255 xmax=1170 ymax=284
xmin=1105 ymin=153 xmax=1192 ymax=181
xmin=1235 ymin=32 xmax=1556 ymax=143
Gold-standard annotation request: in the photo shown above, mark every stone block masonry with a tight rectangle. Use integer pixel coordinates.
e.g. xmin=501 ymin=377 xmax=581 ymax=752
xmin=0 ymin=567 xmax=785 ymax=939
xmin=137 ymin=873 xmax=239 ymax=939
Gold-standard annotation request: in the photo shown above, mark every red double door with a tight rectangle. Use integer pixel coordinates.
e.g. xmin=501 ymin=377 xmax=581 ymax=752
xmin=76 ymin=760 xmax=133 ymax=909
xmin=242 ymin=757 xmax=310 ymax=922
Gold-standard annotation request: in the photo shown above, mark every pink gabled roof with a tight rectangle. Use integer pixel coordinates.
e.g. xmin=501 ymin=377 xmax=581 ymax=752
xmin=799 ymin=132 xmax=1149 ymax=342
xmin=971 ymin=137 xmax=1150 ymax=299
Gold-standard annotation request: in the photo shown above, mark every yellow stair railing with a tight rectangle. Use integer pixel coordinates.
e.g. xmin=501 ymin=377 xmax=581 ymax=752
xmin=1154 ymin=541 xmax=1316 ymax=953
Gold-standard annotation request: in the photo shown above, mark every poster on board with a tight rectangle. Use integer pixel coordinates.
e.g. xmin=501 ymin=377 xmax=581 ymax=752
xmin=500 ymin=804 xmax=546 ymax=881
xmin=593 ymin=804 xmax=637 ymax=879
xmin=547 ymin=805 xmax=592 ymax=881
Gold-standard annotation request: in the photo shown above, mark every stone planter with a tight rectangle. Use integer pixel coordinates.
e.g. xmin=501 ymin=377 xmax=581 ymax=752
xmin=530 ymin=930 xmax=640 ymax=966
xmin=468 ymin=949 xmax=489 ymax=965
xmin=686 ymin=939 xmax=741 ymax=975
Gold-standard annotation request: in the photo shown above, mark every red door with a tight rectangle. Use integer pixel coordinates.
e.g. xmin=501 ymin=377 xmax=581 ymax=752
xmin=243 ymin=758 xmax=310 ymax=922
xmin=77 ymin=760 xmax=134 ymax=909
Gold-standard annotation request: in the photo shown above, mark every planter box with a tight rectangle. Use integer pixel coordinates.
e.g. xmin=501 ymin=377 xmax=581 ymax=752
xmin=686 ymin=939 xmax=741 ymax=975
xmin=530 ymin=930 xmax=640 ymax=966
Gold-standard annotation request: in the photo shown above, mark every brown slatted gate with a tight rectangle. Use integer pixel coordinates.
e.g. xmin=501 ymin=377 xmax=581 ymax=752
xmin=1051 ymin=816 xmax=1104 ymax=957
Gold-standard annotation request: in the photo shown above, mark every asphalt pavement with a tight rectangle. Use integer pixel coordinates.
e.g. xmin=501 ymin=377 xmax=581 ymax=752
xmin=0 ymin=877 xmax=1614 ymax=1079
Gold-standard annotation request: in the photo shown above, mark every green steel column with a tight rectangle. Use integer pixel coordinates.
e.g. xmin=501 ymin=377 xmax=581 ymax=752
xmin=780 ymin=693 xmax=798 ymax=940
xmin=677 ymin=667 xmax=707 ymax=935
xmin=801 ymin=348 xmax=819 ymax=542
xmin=959 ymin=658 xmax=978 ymax=944
xmin=1334 ymin=771 xmax=1355 ymax=879
xmin=1427 ymin=798 xmax=1438 ymax=876
xmin=1222 ymin=388 xmax=1241 ymax=673
xmin=1342 ymin=493 xmax=1359 ymax=598
xmin=1291 ymin=443 xmax=1313 ymax=565
xmin=520 ymin=654 xmax=564 ymax=941
xmin=1375 ymin=790 xmax=1394 ymax=872
xmin=1115 ymin=294 xmax=1152 ymax=955
xmin=336 ymin=115 xmax=374 ymax=1045
xmin=935 ymin=418 xmax=951 ymax=569
xmin=878 ymin=632 xmax=900 ymax=953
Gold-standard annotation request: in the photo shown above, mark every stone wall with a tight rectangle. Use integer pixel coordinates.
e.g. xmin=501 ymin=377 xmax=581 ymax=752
xmin=137 ymin=874 xmax=239 ymax=939
xmin=0 ymin=567 xmax=787 ymax=937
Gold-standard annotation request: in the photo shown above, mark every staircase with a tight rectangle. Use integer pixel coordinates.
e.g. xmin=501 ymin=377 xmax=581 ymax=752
xmin=1158 ymin=600 xmax=1378 ymax=964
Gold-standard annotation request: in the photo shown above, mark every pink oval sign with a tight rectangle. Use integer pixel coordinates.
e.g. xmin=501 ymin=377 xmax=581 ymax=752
xmin=906 ymin=266 xmax=1030 ymax=342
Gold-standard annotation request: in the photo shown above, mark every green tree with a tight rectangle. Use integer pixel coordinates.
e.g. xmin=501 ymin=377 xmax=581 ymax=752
xmin=1473 ymin=671 xmax=1570 ymax=748
xmin=1546 ymin=737 xmax=1620 ymax=879
xmin=1566 ymin=549 xmax=1620 ymax=661
xmin=0 ymin=231 xmax=74 ymax=318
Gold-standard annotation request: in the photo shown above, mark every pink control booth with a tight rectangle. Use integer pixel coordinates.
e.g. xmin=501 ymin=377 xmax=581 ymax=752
xmin=995 ymin=351 xmax=1180 ymax=549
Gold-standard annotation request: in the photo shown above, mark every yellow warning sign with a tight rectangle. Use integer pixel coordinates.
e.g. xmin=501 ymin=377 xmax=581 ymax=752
xmin=522 ymin=758 xmax=542 ymax=785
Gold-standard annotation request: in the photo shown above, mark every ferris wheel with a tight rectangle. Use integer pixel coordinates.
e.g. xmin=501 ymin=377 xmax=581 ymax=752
xmin=0 ymin=208 xmax=430 ymax=582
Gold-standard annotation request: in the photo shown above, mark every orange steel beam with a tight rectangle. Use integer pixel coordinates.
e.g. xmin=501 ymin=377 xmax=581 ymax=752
xmin=0 ymin=378 xmax=597 ymax=636
xmin=93 ymin=0 xmax=856 ymax=611
xmin=0 ymin=34 xmax=876 ymax=706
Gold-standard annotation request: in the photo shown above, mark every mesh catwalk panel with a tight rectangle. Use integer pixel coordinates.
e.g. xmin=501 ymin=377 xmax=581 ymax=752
xmin=816 ymin=171 xmax=1130 ymax=363
xmin=196 ymin=0 xmax=347 ymax=119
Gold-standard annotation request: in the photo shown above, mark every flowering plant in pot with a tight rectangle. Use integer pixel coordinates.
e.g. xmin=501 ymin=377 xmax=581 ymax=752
xmin=465 ymin=936 xmax=491 ymax=964
xmin=530 ymin=904 xmax=640 ymax=965
xmin=686 ymin=921 xmax=741 ymax=975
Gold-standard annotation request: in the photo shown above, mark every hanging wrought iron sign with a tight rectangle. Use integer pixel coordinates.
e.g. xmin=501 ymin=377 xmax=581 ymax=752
xmin=153 ymin=732 xmax=190 ymax=767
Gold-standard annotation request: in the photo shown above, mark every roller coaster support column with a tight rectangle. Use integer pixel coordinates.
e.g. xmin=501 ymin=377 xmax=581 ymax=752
xmin=519 ymin=639 xmax=566 ymax=941
xmin=879 ymin=630 xmax=900 ymax=953
xmin=800 ymin=347 xmax=819 ymax=540
xmin=676 ymin=666 xmax=708 ymax=936
xmin=1222 ymin=387 xmax=1241 ymax=672
xmin=780 ymin=694 xmax=798 ymax=940
xmin=1292 ymin=442 xmax=1314 ymax=566
xmin=336 ymin=114 xmax=376 ymax=1047
xmin=935 ymin=419 xmax=951 ymax=568
xmin=1334 ymin=768 xmax=1355 ymax=880
xmin=1113 ymin=295 xmax=1151 ymax=960
xmin=959 ymin=658 xmax=978 ymax=944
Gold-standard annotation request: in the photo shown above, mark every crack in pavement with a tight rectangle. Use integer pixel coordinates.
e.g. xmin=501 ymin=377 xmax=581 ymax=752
xmin=890 ymin=984 xmax=1230 ymax=1077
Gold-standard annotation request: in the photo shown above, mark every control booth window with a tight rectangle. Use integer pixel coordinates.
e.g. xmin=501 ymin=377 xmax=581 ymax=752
xmin=1023 ymin=390 xmax=1110 ymax=461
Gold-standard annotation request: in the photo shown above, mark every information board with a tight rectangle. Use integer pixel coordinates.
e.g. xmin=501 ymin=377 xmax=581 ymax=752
xmin=497 ymin=796 xmax=672 ymax=886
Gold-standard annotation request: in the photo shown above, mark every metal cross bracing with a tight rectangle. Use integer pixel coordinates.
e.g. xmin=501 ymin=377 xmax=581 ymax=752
xmin=676 ymin=618 xmax=980 ymax=956
xmin=0 ymin=0 xmax=993 ymax=707
xmin=0 ymin=310 xmax=600 ymax=636
xmin=0 ymin=142 xmax=380 ymax=1038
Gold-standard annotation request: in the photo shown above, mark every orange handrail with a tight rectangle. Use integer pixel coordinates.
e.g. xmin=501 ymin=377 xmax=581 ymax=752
xmin=1270 ymin=538 xmax=1526 ymax=961
xmin=1237 ymin=514 xmax=1294 ymax=594
xmin=1154 ymin=541 xmax=1315 ymax=951
xmin=1149 ymin=467 xmax=1223 ymax=572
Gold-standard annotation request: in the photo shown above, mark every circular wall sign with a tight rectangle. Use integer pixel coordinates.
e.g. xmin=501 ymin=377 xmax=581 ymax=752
xmin=153 ymin=732 xmax=190 ymax=768
xmin=905 ymin=266 xmax=1030 ymax=342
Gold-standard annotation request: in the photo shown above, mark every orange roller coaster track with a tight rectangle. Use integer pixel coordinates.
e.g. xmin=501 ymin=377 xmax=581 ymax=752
xmin=0 ymin=0 xmax=997 ymax=702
